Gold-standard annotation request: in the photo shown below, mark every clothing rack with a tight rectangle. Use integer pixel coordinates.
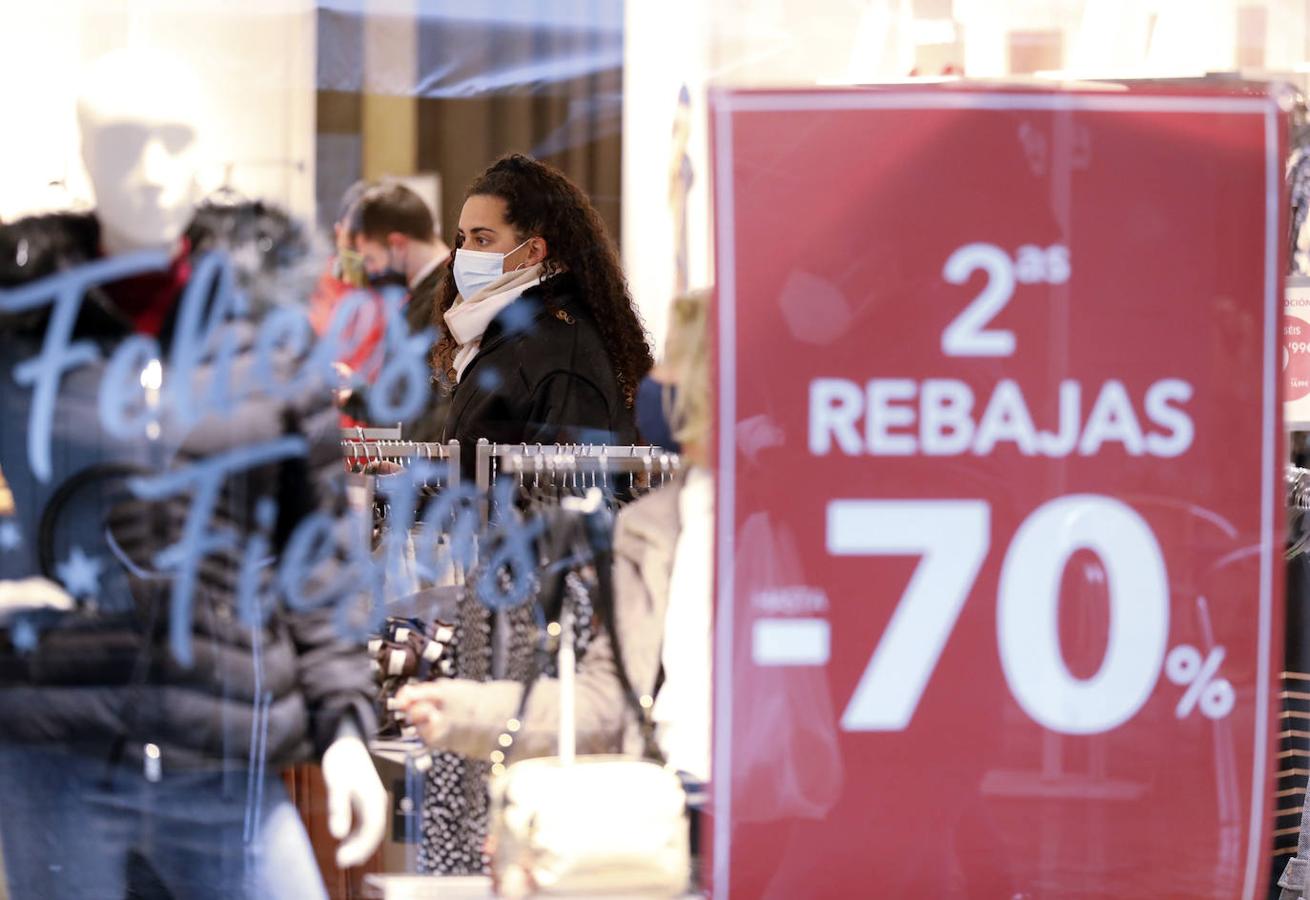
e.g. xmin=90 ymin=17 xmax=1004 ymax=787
xmin=340 ymin=439 xmax=462 ymax=487
xmin=343 ymin=425 xmax=403 ymax=441
xmin=472 ymin=440 xmax=681 ymax=678
xmin=474 ymin=439 xmax=681 ymax=521
xmin=475 ymin=439 xmax=680 ymax=491
xmin=495 ymin=448 xmax=682 ymax=482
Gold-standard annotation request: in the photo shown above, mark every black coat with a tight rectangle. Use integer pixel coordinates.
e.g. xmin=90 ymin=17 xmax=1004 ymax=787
xmin=442 ymin=273 xmax=639 ymax=477
xmin=0 ymin=207 xmax=376 ymax=770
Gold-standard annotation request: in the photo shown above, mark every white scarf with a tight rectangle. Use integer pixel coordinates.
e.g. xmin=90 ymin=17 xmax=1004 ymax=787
xmin=444 ymin=264 xmax=545 ymax=382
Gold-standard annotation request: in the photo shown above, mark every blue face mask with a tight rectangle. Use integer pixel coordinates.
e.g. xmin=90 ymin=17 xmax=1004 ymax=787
xmin=636 ymin=375 xmax=680 ymax=453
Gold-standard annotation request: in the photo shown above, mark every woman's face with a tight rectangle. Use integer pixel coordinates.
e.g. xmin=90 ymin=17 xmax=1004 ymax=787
xmin=456 ymin=194 xmax=544 ymax=269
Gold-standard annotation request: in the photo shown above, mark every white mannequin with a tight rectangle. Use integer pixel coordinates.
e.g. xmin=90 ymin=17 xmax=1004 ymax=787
xmin=76 ymin=48 xmax=205 ymax=258
xmin=77 ymin=48 xmax=386 ymax=870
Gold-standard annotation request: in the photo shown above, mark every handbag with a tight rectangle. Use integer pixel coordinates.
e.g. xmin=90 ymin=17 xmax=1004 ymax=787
xmin=488 ymin=754 xmax=689 ymax=897
xmin=485 ymin=497 xmax=690 ymax=898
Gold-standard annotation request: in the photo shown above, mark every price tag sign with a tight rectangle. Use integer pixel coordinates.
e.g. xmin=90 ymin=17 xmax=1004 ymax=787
xmin=1286 ymin=277 xmax=1310 ymax=427
xmin=710 ymin=86 xmax=1285 ymax=898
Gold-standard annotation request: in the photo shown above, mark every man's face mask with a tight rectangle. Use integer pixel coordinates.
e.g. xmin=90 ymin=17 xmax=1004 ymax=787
xmin=367 ymin=247 xmax=408 ymax=289
xmin=333 ymin=249 xmax=368 ymax=288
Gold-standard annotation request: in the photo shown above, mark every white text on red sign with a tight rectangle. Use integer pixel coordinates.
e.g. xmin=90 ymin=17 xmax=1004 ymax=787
xmin=808 ymin=243 xmax=1194 ymax=460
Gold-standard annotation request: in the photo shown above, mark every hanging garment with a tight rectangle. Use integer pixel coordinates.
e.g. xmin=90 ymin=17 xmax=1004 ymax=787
xmin=417 ymin=515 xmax=597 ymax=875
xmin=1280 ymin=780 xmax=1310 ymax=900
xmin=417 ymin=581 xmax=495 ymax=875
xmin=1274 ymin=486 xmax=1310 ymax=897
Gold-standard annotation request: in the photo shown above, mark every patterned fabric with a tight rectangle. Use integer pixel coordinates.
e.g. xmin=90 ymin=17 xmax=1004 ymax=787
xmin=371 ymin=617 xmax=456 ymax=739
xmin=418 ymin=751 xmax=492 ymax=875
xmin=418 ymin=582 xmax=495 ymax=875
xmin=417 ymin=556 xmax=596 ymax=874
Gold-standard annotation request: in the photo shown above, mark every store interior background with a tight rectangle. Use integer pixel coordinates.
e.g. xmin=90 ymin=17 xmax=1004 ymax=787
xmin=5 ymin=0 xmax=1310 ymax=356
xmin=2 ymin=0 xmax=1310 ymax=897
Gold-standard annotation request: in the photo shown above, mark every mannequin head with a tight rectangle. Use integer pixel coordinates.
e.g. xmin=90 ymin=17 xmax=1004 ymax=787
xmin=77 ymin=49 xmax=207 ymax=256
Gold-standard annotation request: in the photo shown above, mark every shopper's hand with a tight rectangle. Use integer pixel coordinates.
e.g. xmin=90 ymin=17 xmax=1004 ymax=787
xmin=321 ymin=733 xmax=388 ymax=869
xmin=333 ymin=362 xmax=355 ymax=406
xmin=394 ymin=683 xmax=449 ymax=748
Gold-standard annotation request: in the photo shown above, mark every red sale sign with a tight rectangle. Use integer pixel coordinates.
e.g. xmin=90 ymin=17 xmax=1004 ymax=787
xmin=710 ymin=86 xmax=1286 ymax=898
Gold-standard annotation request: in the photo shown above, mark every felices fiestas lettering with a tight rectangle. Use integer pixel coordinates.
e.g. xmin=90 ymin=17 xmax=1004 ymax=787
xmin=809 ymin=377 xmax=1194 ymax=458
xmin=0 ymin=250 xmax=531 ymax=665
xmin=0 ymin=250 xmax=433 ymax=483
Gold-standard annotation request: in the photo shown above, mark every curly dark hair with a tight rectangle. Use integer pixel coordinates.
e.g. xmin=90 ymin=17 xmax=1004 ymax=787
xmin=432 ymin=154 xmax=653 ymax=405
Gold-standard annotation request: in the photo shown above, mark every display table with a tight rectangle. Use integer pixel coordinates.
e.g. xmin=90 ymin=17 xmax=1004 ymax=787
xmin=362 ymin=875 xmax=490 ymax=899
xmin=362 ymin=875 xmax=703 ymax=899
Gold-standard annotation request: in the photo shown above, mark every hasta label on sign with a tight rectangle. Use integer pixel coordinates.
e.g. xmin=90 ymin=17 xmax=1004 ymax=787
xmin=712 ymin=86 xmax=1285 ymax=899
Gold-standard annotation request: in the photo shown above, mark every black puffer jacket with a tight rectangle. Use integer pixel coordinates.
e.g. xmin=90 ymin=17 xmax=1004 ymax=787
xmin=0 ymin=208 xmax=376 ymax=770
xmin=441 ymin=272 xmax=639 ymax=477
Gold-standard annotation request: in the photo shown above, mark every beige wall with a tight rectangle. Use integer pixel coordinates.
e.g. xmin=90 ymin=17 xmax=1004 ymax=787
xmin=621 ymin=0 xmax=715 ymax=358
xmin=360 ymin=0 xmax=418 ymax=182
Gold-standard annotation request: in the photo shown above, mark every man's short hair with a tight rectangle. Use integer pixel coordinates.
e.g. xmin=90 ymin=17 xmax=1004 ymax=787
xmin=349 ymin=182 xmax=435 ymax=243
xmin=336 ymin=179 xmax=374 ymax=226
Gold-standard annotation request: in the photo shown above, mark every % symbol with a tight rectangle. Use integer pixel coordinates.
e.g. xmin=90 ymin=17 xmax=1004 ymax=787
xmin=1164 ymin=644 xmax=1235 ymax=720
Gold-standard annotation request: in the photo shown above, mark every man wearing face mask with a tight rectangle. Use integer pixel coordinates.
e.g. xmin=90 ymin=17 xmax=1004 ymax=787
xmin=338 ymin=182 xmax=452 ymax=441
xmin=311 ymin=178 xmax=382 ymax=376
xmin=352 ymin=182 xmax=449 ymax=305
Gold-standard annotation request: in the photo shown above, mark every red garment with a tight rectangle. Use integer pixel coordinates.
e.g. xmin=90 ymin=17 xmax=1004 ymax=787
xmin=311 ymin=260 xmax=393 ymax=429
xmin=103 ymin=239 xmax=193 ymax=336
xmin=310 ymin=261 xmax=387 ymax=379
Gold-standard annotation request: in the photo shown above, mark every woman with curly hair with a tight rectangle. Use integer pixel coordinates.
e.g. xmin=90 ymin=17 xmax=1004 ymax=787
xmin=434 ymin=154 xmax=653 ymax=467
